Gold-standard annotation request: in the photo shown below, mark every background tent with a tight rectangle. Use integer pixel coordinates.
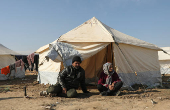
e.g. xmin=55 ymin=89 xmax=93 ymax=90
xmin=39 ymin=17 xmax=162 ymax=87
xmin=0 ymin=44 xmax=24 ymax=80
xmin=158 ymin=47 xmax=170 ymax=74
xmin=0 ymin=44 xmax=20 ymax=69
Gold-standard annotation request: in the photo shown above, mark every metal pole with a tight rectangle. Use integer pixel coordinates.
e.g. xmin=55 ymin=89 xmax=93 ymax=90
xmin=23 ymin=86 xmax=27 ymax=96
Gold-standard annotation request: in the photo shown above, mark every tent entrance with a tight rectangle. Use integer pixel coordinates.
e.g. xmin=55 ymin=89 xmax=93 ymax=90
xmin=95 ymin=43 xmax=116 ymax=77
xmin=83 ymin=43 xmax=115 ymax=84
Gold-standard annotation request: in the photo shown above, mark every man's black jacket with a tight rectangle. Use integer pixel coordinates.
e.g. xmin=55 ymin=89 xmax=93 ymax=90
xmin=57 ymin=65 xmax=88 ymax=93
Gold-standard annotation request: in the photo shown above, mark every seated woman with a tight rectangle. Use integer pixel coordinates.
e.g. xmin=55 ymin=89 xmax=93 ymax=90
xmin=97 ymin=62 xmax=123 ymax=96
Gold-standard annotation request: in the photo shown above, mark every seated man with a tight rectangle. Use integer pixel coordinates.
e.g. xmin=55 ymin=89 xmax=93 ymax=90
xmin=97 ymin=62 xmax=123 ymax=96
xmin=40 ymin=56 xmax=89 ymax=98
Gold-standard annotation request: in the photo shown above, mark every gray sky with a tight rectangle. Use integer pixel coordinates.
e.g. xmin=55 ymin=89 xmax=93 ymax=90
xmin=0 ymin=0 xmax=170 ymax=55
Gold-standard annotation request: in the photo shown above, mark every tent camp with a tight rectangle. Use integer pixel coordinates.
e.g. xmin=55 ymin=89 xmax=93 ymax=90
xmin=37 ymin=17 xmax=162 ymax=87
xmin=0 ymin=44 xmax=25 ymax=80
xmin=158 ymin=47 xmax=170 ymax=74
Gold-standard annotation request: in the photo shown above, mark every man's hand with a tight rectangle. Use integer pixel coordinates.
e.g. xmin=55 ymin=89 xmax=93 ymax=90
xmin=112 ymin=82 xmax=115 ymax=86
xmin=62 ymin=88 xmax=67 ymax=94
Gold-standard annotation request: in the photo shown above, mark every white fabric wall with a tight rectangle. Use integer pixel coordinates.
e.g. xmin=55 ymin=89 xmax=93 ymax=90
xmin=0 ymin=55 xmax=16 ymax=69
xmin=37 ymin=49 xmax=61 ymax=84
xmin=37 ymin=71 xmax=59 ymax=85
xmin=114 ymin=43 xmax=161 ymax=87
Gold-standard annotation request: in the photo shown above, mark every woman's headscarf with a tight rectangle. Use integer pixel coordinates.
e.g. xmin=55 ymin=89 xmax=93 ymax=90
xmin=103 ymin=62 xmax=114 ymax=85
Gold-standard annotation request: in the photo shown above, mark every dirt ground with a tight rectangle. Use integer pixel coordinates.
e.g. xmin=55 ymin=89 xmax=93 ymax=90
xmin=1 ymin=72 xmax=170 ymax=110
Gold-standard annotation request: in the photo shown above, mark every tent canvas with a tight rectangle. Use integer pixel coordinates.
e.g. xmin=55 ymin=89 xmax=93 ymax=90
xmin=158 ymin=47 xmax=170 ymax=74
xmin=37 ymin=17 xmax=162 ymax=87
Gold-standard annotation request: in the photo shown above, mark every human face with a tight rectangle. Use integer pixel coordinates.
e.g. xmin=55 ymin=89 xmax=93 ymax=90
xmin=72 ymin=61 xmax=81 ymax=69
xmin=108 ymin=64 xmax=113 ymax=72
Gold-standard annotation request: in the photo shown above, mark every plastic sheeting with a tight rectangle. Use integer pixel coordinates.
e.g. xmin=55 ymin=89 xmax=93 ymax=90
xmin=47 ymin=42 xmax=109 ymax=67
xmin=48 ymin=42 xmax=82 ymax=67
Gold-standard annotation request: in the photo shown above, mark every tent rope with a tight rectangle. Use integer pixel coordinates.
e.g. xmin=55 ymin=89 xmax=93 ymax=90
xmin=162 ymin=49 xmax=170 ymax=56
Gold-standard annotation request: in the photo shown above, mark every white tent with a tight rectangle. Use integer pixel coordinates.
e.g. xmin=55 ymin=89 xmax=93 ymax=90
xmin=0 ymin=44 xmax=25 ymax=80
xmin=38 ymin=17 xmax=162 ymax=87
xmin=158 ymin=47 xmax=170 ymax=74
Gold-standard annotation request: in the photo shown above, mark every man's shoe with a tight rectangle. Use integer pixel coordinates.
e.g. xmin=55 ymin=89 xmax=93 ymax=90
xmin=49 ymin=93 xmax=57 ymax=97
xmin=40 ymin=91 xmax=47 ymax=96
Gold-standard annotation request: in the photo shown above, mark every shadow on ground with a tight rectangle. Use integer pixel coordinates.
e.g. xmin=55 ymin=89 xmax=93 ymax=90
xmin=0 ymin=97 xmax=23 ymax=101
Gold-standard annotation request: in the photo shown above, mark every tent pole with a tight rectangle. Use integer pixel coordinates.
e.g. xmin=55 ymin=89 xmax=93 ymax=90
xmin=111 ymin=42 xmax=116 ymax=71
xmin=111 ymin=43 xmax=113 ymax=64
xmin=95 ymin=54 xmax=97 ymax=86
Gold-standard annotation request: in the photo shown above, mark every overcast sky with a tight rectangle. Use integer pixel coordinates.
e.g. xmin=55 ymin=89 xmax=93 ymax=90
xmin=0 ymin=0 xmax=170 ymax=55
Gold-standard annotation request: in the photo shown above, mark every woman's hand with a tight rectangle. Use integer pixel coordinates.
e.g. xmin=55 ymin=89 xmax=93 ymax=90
xmin=109 ymin=82 xmax=115 ymax=90
xmin=109 ymin=85 xmax=114 ymax=90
